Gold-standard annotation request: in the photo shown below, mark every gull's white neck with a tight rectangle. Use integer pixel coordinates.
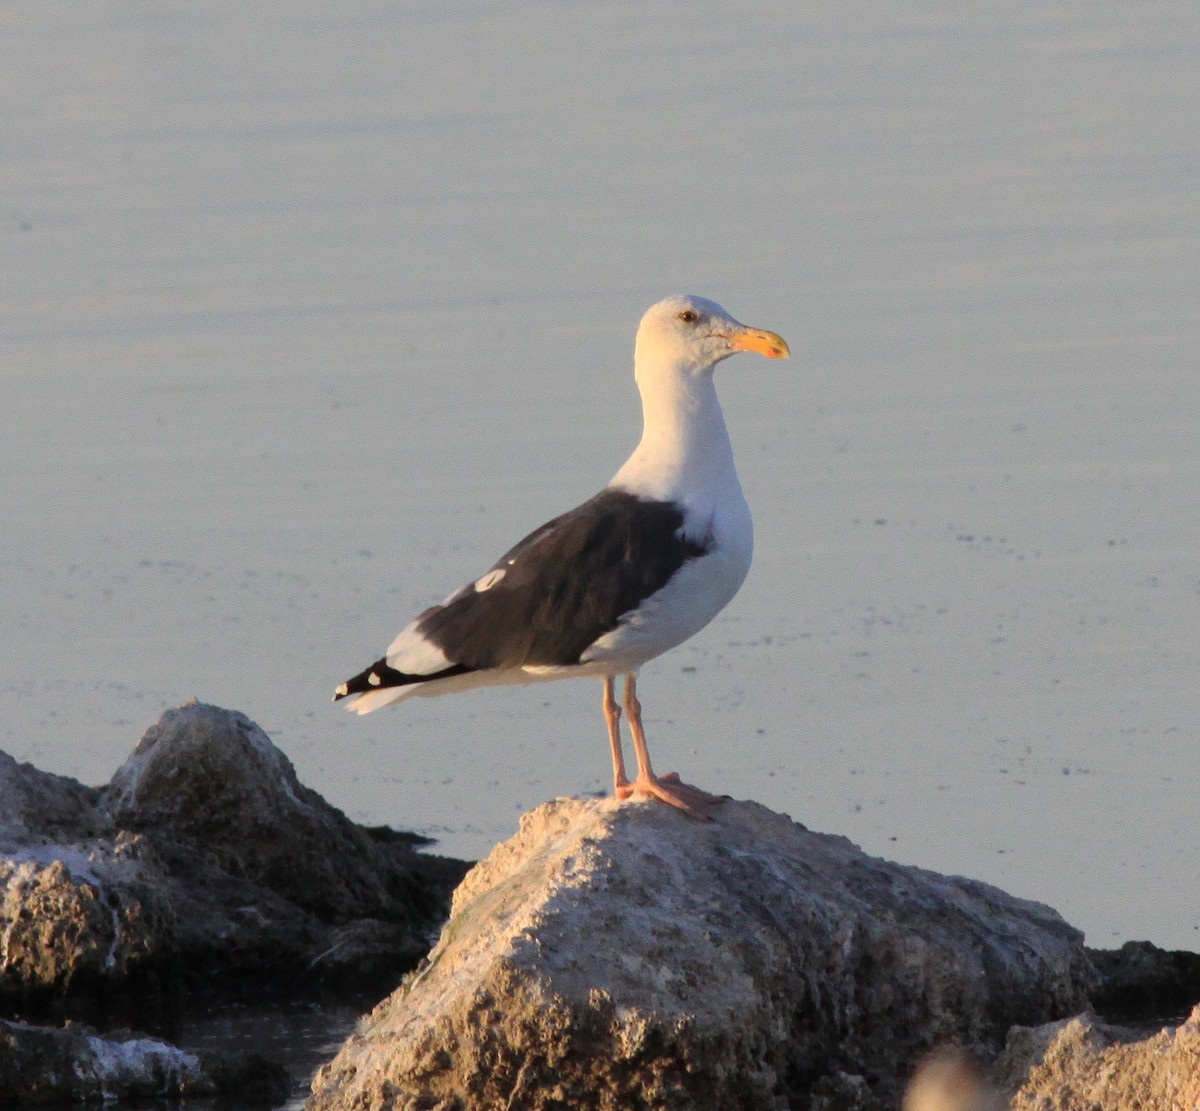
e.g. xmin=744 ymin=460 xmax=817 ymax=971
xmin=609 ymin=364 xmax=743 ymax=508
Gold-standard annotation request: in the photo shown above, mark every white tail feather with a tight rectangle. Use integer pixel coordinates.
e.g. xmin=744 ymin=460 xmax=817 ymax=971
xmin=343 ymin=687 xmax=411 ymax=715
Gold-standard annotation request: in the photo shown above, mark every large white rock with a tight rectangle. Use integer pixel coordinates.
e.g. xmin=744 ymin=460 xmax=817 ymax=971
xmin=309 ymin=797 xmax=1093 ymax=1110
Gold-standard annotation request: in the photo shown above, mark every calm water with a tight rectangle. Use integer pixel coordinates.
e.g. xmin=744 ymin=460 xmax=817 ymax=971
xmin=170 ymin=1002 xmax=360 ymax=1109
xmin=3 ymin=2 xmax=1197 ymax=951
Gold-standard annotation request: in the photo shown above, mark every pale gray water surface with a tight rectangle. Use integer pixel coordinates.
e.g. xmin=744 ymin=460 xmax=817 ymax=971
xmin=3 ymin=3 xmax=1197 ymax=949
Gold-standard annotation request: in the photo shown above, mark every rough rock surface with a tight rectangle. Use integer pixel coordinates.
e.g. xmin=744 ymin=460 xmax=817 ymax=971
xmin=0 ymin=1017 xmax=289 ymax=1105
xmin=308 ymin=796 xmax=1094 ymax=1111
xmin=0 ymin=700 xmax=469 ymax=1006
xmin=0 ymin=837 xmax=173 ymax=999
xmin=107 ymin=700 xmax=439 ymax=923
xmin=0 ymin=751 xmax=107 ymax=849
xmin=1000 ymin=1005 xmax=1200 ymax=1110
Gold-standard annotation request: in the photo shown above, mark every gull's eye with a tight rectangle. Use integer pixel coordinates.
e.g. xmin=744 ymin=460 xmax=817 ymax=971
xmin=678 ymin=309 xmax=699 ymax=324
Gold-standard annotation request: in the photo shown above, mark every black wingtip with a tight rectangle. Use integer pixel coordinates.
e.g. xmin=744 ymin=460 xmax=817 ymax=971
xmin=333 ymin=657 xmax=477 ymax=703
xmin=334 ymin=656 xmax=391 ymax=702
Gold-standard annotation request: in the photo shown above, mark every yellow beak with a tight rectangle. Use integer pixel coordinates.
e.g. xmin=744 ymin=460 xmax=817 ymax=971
xmin=727 ymin=327 xmax=791 ymax=359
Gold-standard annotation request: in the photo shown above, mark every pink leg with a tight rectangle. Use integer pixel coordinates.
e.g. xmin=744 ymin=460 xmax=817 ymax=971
xmin=602 ymin=675 xmax=632 ymax=797
xmin=619 ymin=674 xmax=725 ymax=819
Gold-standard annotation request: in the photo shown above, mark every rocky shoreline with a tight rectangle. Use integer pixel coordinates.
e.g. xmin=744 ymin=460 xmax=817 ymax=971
xmin=0 ymin=700 xmax=469 ymax=1104
xmin=2 ymin=702 xmax=1197 ymax=1108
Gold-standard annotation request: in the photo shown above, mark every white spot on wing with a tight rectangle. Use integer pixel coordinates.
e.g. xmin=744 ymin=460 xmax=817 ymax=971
xmin=368 ymin=672 xmax=382 ymax=686
xmin=474 ymin=567 xmax=506 ymax=592
xmin=335 ymin=683 xmax=348 ymax=697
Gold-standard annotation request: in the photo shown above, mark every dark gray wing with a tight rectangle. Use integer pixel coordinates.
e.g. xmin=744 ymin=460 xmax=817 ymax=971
xmin=413 ymin=488 xmax=710 ymax=669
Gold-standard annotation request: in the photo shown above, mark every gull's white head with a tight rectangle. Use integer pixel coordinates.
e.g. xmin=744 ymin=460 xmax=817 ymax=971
xmin=634 ymin=294 xmax=790 ymax=380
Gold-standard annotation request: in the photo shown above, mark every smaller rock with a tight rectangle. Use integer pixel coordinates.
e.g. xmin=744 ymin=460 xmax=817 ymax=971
xmin=1087 ymin=939 xmax=1200 ymax=1021
xmin=0 ymin=701 xmax=468 ymax=1007
xmin=1002 ymin=1005 xmax=1200 ymax=1110
xmin=0 ymin=1018 xmax=290 ymax=1106
xmin=105 ymin=700 xmax=443 ymax=925
xmin=0 ymin=751 xmax=107 ymax=851
xmin=0 ymin=835 xmax=174 ymax=999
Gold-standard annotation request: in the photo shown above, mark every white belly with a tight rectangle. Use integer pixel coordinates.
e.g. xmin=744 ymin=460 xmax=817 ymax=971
xmin=581 ymin=504 xmax=753 ymax=672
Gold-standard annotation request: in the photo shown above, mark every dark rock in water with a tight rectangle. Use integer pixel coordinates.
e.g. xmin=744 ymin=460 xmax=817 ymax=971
xmin=0 ymin=700 xmax=469 ymax=1009
xmin=308 ymin=797 xmax=1094 ymax=1111
xmin=0 ymin=751 xmax=107 ymax=848
xmin=0 ymin=1017 xmax=290 ymax=1106
xmin=106 ymin=701 xmax=448 ymax=925
xmin=102 ymin=700 xmax=468 ymax=989
xmin=1086 ymin=939 xmax=1200 ymax=1023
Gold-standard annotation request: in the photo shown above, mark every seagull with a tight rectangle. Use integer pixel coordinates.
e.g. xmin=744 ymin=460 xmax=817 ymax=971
xmin=334 ymin=294 xmax=789 ymax=818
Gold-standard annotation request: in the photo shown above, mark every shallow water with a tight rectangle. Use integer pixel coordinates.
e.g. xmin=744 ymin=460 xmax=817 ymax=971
xmin=3 ymin=1 xmax=1197 ymax=951
xmin=170 ymin=1002 xmax=360 ymax=1109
